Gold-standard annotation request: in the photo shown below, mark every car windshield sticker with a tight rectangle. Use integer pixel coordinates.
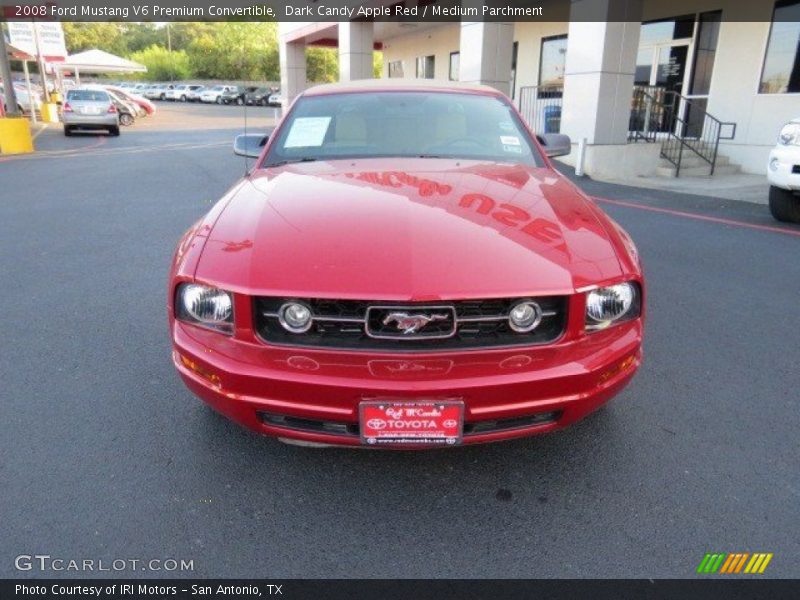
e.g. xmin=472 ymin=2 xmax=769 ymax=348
xmin=500 ymin=135 xmax=521 ymax=146
xmin=503 ymin=145 xmax=523 ymax=154
xmin=285 ymin=117 xmax=332 ymax=148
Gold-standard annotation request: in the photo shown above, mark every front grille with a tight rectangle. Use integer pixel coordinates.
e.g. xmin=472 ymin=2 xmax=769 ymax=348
xmin=257 ymin=410 xmax=561 ymax=438
xmin=253 ymin=297 xmax=567 ymax=351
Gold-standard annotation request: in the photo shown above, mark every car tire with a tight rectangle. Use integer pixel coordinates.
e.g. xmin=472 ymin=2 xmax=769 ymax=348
xmin=769 ymin=185 xmax=800 ymax=223
xmin=216 ymin=97 xmax=222 ymax=104
xmin=236 ymin=97 xmax=244 ymax=106
xmin=260 ymin=98 xmax=268 ymax=106
xmin=110 ymin=126 xmax=120 ymax=137
xmin=64 ymin=126 xmax=72 ymax=137
xmin=180 ymin=95 xmax=187 ymax=102
xmin=120 ymin=113 xmax=134 ymax=126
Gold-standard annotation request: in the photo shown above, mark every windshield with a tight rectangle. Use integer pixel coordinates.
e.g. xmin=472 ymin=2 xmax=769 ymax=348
xmin=263 ymin=91 xmax=544 ymax=167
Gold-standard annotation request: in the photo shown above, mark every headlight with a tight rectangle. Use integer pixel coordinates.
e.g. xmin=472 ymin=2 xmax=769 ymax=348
xmin=585 ymin=282 xmax=639 ymax=331
xmin=778 ymin=123 xmax=800 ymax=146
xmin=176 ymin=283 xmax=233 ymax=333
xmin=278 ymin=301 xmax=313 ymax=333
xmin=508 ymin=300 xmax=542 ymax=333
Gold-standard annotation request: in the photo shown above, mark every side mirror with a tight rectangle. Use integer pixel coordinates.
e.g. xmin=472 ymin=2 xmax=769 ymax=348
xmin=233 ymin=133 xmax=268 ymax=158
xmin=539 ymin=133 xmax=572 ymax=158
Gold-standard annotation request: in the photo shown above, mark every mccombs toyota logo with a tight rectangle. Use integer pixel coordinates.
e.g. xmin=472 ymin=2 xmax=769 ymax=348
xmin=697 ymin=552 xmax=774 ymax=574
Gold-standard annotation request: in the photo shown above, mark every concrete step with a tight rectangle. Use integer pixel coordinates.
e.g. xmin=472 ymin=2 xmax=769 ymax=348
xmin=659 ymin=155 xmax=730 ymax=169
xmin=656 ymin=163 xmax=741 ymax=177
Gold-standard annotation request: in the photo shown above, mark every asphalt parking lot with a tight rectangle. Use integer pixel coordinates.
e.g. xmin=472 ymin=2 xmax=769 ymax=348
xmin=1 ymin=101 xmax=798 ymax=579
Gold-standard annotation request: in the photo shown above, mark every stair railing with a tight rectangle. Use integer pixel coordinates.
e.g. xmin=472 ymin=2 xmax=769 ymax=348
xmin=628 ymin=85 xmax=736 ymax=176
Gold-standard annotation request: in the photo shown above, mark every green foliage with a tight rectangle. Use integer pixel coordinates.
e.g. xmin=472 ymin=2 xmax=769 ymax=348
xmin=61 ymin=21 xmax=372 ymax=84
xmin=186 ymin=22 xmax=279 ymax=81
xmin=306 ymin=47 xmax=339 ymax=83
xmin=62 ymin=23 xmax=128 ymax=55
xmin=127 ymin=45 xmax=191 ymax=82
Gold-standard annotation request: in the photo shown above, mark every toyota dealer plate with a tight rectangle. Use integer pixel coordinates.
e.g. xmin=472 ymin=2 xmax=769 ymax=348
xmin=359 ymin=400 xmax=464 ymax=446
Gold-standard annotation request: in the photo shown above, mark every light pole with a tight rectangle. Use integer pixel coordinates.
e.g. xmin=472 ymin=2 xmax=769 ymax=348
xmin=0 ymin=23 xmax=21 ymax=116
xmin=166 ymin=23 xmax=174 ymax=82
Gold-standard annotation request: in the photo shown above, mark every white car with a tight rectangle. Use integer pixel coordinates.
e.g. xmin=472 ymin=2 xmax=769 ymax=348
xmin=767 ymin=118 xmax=800 ymax=223
xmin=200 ymin=85 xmax=237 ymax=104
xmin=185 ymin=85 xmax=206 ymax=102
xmin=267 ymin=91 xmax=282 ymax=106
xmin=0 ymin=83 xmax=42 ymax=113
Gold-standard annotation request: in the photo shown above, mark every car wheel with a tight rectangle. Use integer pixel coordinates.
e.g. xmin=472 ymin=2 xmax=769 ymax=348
xmin=216 ymin=97 xmax=222 ymax=104
xmin=64 ymin=126 xmax=72 ymax=136
xmin=769 ymin=185 xmax=800 ymax=223
xmin=110 ymin=126 xmax=120 ymax=137
xmin=260 ymin=98 xmax=268 ymax=106
xmin=236 ymin=97 xmax=244 ymax=106
xmin=160 ymin=94 xmax=166 ymax=101
xmin=120 ymin=113 xmax=134 ymax=126
xmin=180 ymin=95 xmax=187 ymax=102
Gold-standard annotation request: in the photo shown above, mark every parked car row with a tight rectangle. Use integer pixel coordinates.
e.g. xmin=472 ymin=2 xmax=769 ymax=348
xmin=0 ymin=80 xmax=44 ymax=114
xmin=114 ymin=81 xmax=282 ymax=106
xmin=62 ymin=84 xmax=156 ymax=136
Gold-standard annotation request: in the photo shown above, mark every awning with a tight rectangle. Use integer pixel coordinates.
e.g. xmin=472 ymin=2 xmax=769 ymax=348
xmin=54 ymin=49 xmax=146 ymax=74
xmin=4 ymin=41 xmax=35 ymax=62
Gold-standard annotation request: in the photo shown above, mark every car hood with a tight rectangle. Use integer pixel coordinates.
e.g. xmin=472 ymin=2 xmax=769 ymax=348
xmin=195 ymin=159 xmax=624 ymax=299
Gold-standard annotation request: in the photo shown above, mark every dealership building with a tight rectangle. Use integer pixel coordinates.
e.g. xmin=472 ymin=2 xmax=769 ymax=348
xmin=279 ymin=0 xmax=799 ymax=178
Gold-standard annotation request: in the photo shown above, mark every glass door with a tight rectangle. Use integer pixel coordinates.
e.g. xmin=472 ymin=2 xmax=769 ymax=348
xmin=634 ymin=14 xmax=695 ymax=137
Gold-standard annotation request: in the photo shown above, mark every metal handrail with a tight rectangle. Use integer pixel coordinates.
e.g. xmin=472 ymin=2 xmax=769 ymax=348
xmin=518 ymin=84 xmax=563 ymax=135
xmin=628 ymin=85 xmax=736 ymax=176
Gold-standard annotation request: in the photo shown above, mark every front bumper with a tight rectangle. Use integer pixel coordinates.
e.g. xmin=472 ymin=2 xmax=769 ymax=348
xmin=172 ymin=319 xmax=643 ymax=447
xmin=768 ymin=146 xmax=800 ymax=191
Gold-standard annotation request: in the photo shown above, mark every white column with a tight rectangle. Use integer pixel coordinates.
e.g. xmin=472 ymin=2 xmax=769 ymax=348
xmin=338 ymin=22 xmax=374 ymax=81
xmin=279 ymin=38 xmax=306 ymax=110
xmin=560 ymin=0 xmax=643 ymax=145
xmin=458 ymin=21 xmax=514 ymax=95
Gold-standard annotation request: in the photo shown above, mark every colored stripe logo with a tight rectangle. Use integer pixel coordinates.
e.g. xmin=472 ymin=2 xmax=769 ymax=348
xmin=697 ymin=553 xmax=773 ymax=574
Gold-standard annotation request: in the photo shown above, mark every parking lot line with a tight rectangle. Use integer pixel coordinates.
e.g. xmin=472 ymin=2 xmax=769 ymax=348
xmin=594 ymin=196 xmax=800 ymax=238
xmin=0 ymin=139 xmax=227 ymax=162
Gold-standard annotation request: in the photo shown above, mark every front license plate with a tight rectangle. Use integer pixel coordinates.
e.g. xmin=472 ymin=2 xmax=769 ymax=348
xmin=360 ymin=400 xmax=464 ymax=446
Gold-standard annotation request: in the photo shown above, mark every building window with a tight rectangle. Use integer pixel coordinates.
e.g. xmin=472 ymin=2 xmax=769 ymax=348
xmin=759 ymin=0 xmax=800 ymax=94
xmin=388 ymin=60 xmax=404 ymax=78
xmin=416 ymin=55 xmax=435 ymax=79
xmin=539 ymin=35 xmax=567 ymax=89
xmin=449 ymin=52 xmax=459 ymax=81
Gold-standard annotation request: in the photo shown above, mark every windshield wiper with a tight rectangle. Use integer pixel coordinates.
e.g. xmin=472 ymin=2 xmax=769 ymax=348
xmin=264 ymin=157 xmax=318 ymax=167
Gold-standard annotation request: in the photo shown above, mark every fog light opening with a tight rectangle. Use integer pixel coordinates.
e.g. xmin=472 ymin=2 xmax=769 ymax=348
xmin=508 ymin=300 xmax=543 ymax=333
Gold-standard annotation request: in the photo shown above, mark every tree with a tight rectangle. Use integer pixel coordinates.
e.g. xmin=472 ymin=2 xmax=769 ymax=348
xmin=306 ymin=47 xmax=338 ymax=83
xmin=128 ymin=45 xmax=191 ymax=82
xmin=187 ymin=22 xmax=278 ymax=81
xmin=62 ymin=22 xmax=127 ymax=55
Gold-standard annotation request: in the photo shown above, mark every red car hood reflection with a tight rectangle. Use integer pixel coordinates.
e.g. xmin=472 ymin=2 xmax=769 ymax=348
xmin=195 ymin=158 xmax=624 ymax=298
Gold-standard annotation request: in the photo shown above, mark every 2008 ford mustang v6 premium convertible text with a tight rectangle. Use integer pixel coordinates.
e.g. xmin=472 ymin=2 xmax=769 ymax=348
xmin=168 ymin=80 xmax=645 ymax=448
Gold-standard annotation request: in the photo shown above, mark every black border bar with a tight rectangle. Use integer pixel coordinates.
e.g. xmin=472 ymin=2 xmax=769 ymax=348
xmin=2 ymin=579 xmax=800 ymax=600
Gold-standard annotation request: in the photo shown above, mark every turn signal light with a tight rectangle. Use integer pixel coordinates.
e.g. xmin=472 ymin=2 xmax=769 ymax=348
xmin=177 ymin=352 xmax=221 ymax=388
xmin=62 ymin=102 xmax=73 ymax=112
xmin=107 ymin=104 xmax=117 ymax=113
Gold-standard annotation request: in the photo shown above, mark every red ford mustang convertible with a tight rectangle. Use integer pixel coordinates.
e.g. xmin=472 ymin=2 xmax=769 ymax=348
xmin=168 ymin=80 xmax=644 ymax=448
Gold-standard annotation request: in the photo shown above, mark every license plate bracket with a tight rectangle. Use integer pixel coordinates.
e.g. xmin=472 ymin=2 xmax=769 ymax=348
xmin=359 ymin=400 xmax=464 ymax=446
